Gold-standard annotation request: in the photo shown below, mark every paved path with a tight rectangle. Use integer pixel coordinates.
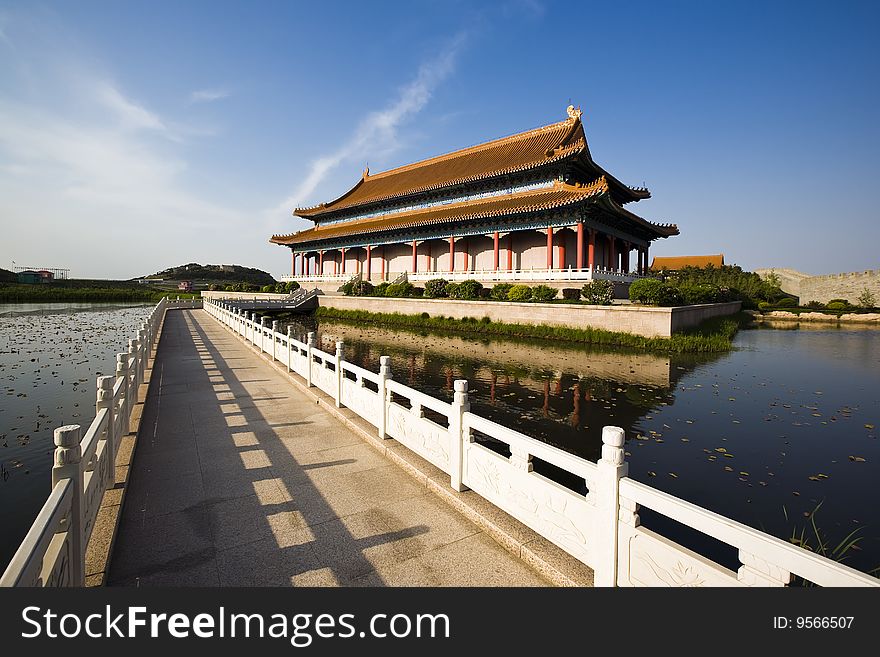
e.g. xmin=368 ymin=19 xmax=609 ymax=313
xmin=109 ymin=309 xmax=549 ymax=586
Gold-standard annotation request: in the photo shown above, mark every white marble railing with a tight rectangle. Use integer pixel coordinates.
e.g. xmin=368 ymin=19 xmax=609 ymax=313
xmin=204 ymin=298 xmax=880 ymax=587
xmin=1 ymin=297 xmax=173 ymax=587
xmin=281 ymin=268 xmax=644 ymax=285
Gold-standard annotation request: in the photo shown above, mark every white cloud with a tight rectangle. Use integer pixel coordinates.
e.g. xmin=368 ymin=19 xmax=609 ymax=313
xmin=189 ymin=88 xmax=230 ymax=104
xmin=94 ymin=81 xmax=168 ymax=132
xmin=269 ymin=32 xmax=468 ymax=222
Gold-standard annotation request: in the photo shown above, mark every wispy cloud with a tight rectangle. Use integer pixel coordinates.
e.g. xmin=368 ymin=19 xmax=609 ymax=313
xmin=189 ymin=88 xmax=230 ymax=104
xmin=95 ymin=81 xmax=168 ymax=132
xmin=270 ymin=32 xmax=468 ymax=221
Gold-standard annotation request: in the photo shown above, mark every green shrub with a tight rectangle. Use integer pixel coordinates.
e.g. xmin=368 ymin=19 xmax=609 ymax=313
xmin=374 ymin=282 xmax=391 ymax=297
xmin=531 ymin=285 xmax=557 ymax=302
xmin=857 ymin=288 xmax=876 ymax=309
xmin=806 ymin=300 xmax=823 ymax=309
xmin=507 ymin=284 xmax=532 ymax=302
xmin=225 ymin=284 xmax=236 ymax=292
xmin=678 ymin=283 xmax=731 ymax=305
xmin=628 ymin=278 xmax=663 ymax=304
xmin=776 ymin=297 xmax=797 ymax=307
xmin=582 ymin=279 xmax=615 ymax=305
xmin=453 ymin=280 xmax=484 ymax=299
xmin=410 ymin=286 xmax=424 ymax=297
xmin=758 ymin=301 xmax=771 ymax=311
xmin=285 ymin=280 xmax=300 ymax=293
xmin=490 ymin=283 xmax=514 ymax=300
xmin=826 ymin=301 xmax=848 ymax=311
xmin=480 ymin=316 xmax=491 ymax=324
xmin=424 ymin=278 xmax=450 ymax=298
xmin=261 ymin=284 xmax=274 ymax=293
xmin=420 ymin=312 xmax=430 ymax=319
xmin=385 ymin=282 xmax=414 ymax=297
xmin=827 ymin=298 xmax=850 ymax=307
xmin=657 ymin=283 xmax=684 ymax=306
xmin=561 ymin=288 xmax=581 ymax=301
xmin=445 ymin=282 xmax=460 ymax=299
xmin=342 ymin=280 xmax=374 ymax=296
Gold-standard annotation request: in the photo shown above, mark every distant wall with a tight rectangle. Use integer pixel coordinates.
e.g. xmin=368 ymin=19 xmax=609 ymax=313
xmin=757 ymin=268 xmax=880 ymax=304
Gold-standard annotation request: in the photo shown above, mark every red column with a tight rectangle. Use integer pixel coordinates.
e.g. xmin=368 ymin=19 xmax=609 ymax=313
xmin=493 ymin=232 xmax=499 ymax=271
xmin=559 ymin=233 xmax=566 ymax=269
xmin=319 ymin=250 xmax=324 ymax=276
xmin=412 ymin=240 xmax=417 ymax=273
xmin=366 ymin=245 xmax=372 ymax=280
xmin=576 ymin=223 xmax=584 ymax=269
xmin=546 ymin=227 xmax=553 ymax=269
xmin=462 ymin=238 xmax=468 ymax=272
xmin=507 ymin=234 xmax=513 ymax=270
xmin=341 ymin=248 xmax=346 ymax=274
xmin=381 ymin=246 xmax=385 ymax=280
xmin=449 ymin=236 xmax=455 ymax=272
xmin=588 ymin=229 xmax=595 ymax=269
xmin=333 ymin=252 xmax=337 ymax=276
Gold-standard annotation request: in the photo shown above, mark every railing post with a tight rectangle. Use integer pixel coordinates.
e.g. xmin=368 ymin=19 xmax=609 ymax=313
xmin=127 ymin=338 xmax=140 ymax=405
xmin=116 ymin=353 xmax=129 ymax=427
xmin=450 ymin=379 xmax=470 ymax=492
xmin=306 ymin=332 xmax=316 ymax=387
xmin=52 ymin=425 xmax=84 ymax=586
xmin=593 ymin=425 xmax=627 ymax=587
xmin=272 ymin=321 xmax=279 ymax=362
xmin=260 ymin=317 xmax=268 ymax=354
xmin=96 ymin=375 xmax=116 ymax=483
xmin=251 ymin=313 xmax=258 ymax=345
xmin=334 ymin=341 xmax=344 ymax=407
xmin=137 ymin=329 xmax=147 ymax=380
xmin=287 ymin=327 xmax=293 ymax=373
xmin=377 ymin=356 xmax=392 ymax=438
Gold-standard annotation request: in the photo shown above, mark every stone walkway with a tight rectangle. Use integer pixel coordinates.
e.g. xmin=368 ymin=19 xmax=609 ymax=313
xmin=108 ymin=309 xmax=549 ymax=586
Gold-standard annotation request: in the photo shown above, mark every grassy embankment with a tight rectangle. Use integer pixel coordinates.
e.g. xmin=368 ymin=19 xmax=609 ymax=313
xmin=314 ymin=306 xmax=746 ymax=353
xmin=0 ymin=280 xmax=199 ymax=303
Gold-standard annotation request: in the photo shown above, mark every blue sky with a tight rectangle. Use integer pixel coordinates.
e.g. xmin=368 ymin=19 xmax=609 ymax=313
xmin=1 ymin=0 xmax=877 ymax=278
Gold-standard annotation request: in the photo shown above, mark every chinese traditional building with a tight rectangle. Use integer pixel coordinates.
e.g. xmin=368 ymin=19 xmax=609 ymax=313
xmin=271 ymin=106 xmax=678 ymax=285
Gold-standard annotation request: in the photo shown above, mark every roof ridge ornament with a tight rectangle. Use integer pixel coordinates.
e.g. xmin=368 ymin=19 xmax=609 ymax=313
xmin=566 ymin=104 xmax=582 ymax=121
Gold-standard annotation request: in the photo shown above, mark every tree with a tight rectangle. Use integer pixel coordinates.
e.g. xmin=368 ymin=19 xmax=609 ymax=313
xmin=857 ymin=288 xmax=876 ymax=309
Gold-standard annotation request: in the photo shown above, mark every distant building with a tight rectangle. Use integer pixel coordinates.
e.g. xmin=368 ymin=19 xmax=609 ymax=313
xmin=17 ymin=270 xmax=54 ymax=284
xmin=178 ymin=280 xmax=194 ymax=292
xmin=650 ymin=254 xmax=724 ymax=271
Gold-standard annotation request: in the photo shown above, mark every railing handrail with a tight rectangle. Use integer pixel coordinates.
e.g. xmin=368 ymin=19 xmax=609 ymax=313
xmin=618 ymin=478 xmax=879 ymax=587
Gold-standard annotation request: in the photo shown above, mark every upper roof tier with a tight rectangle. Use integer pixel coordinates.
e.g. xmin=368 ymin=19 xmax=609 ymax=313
xmin=295 ymin=106 xmax=649 ymax=220
xmin=272 ymin=177 xmax=678 ymax=247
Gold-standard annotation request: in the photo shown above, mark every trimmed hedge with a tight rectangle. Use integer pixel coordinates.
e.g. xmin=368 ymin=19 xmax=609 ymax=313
xmin=531 ymin=285 xmax=557 ymax=302
xmin=424 ymin=279 xmax=450 ymax=298
xmin=507 ymin=284 xmax=532 ymax=302
xmin=490 ymin=283 xmax=514 ymax=300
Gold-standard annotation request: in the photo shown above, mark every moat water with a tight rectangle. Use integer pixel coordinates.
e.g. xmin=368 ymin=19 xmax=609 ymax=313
xmin=284 ymin=316 xmax=880 ymax=577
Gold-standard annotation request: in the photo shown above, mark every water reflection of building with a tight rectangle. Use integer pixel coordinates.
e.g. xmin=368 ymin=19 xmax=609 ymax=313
xmin=307 ymin=320 xmax=720 ymax=461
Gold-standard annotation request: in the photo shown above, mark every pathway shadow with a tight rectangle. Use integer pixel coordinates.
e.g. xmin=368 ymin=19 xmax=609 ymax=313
xmin=108 ymin=309 xmax=432 ymax=587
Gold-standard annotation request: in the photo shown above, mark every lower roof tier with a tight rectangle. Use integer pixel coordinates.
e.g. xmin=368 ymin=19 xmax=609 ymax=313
xmin=270 ymin=177 xmax=678 ymax=249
